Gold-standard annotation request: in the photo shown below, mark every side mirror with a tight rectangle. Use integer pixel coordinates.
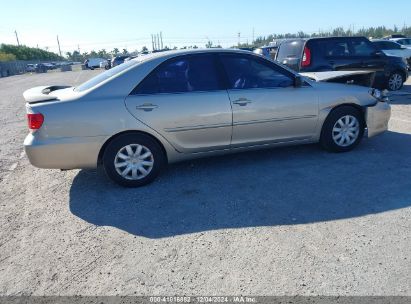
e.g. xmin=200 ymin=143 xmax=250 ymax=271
xmin=294 ymin=75 xmax=303 ymax=88
xmin=374 ymin=51 xmax=384 ymax=57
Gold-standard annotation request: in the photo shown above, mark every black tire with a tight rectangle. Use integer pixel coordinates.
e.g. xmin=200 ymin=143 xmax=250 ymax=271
xmin=320 ymin=106 xmax=365 ymax=153
xmin=387 ymin=71 xmax=404 ymax=91
xmin=102 ymin=133 xmax=165 ymax=187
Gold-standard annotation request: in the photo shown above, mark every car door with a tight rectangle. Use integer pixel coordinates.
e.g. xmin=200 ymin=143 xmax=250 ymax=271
xmin=125 ymin=53 xmax=232 ymax=153
xmin=219 ymin=53 xmax=319 ymax=147
xmin=350 ymin=38 xmax=385 ymax=72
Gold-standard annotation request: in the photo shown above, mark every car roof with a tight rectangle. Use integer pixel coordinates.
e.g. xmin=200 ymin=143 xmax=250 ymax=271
xmin=390 ymin=38 xmax=409 ymax=41
xmin=129 ymin=48 xmax=259 ymax=63
xmin=281 ymin=36 xmax=369 ymax=43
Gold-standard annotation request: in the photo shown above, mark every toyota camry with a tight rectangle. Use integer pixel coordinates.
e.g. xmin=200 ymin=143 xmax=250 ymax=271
xmin=23 ymin=49 xmax=391 ymax=187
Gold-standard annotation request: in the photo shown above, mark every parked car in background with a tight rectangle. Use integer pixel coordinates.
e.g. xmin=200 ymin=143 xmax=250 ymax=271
xmin=111 ymin=55 xmax=129 ymax=67
xmin=23 ymin=49 xmax=390 ymax=187
xmin=124 ymin=55 xmax=138 ymax=62
xmin=26 ymin=64 xmax=36 ymax=72
xmin=253 ymin=46 xmax=278 ymax=60
xmin=99 ymin=59 xmax=110 ymax=69
xmin=85 ymin=57 xmax=107 ymax=70
xmin=390 ymin=38 xmax=411 ymax=49
xmin=35 ymin=63 xmax=48 ymax=73
xmin=42 ymin=63 xmax=56 ymax=70
xmin=276 ymin=37 xmax=409 ymax=91
xmin=383 ymin=34 xmax=406 ymax=39
xmin=371 ymin=39 xmax=411 ymax=67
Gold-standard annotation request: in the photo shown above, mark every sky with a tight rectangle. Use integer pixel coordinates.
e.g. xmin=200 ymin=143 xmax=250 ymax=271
xmin=0 ymin=0 xmax=410 ymax=55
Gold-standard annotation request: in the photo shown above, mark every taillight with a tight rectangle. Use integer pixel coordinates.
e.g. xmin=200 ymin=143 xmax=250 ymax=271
xmin=301 ymin=46 xmax=311 ymax=67
xmin=27 ymin=113 xmax=44 ymax=131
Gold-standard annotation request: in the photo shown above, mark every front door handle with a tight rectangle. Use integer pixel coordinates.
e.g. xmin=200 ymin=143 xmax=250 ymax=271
xmin=232 ymin=98 xmax=252 ymax=106
xmin=136 ymin=103 xmax=158 ymax=111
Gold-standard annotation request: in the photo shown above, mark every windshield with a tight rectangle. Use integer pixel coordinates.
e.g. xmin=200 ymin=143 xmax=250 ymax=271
xmin=74 ymin=60 xmax=138 ymax=92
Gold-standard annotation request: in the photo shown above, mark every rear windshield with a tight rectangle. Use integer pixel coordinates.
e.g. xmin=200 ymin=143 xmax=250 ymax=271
xmin=276 ymin=40 xmax=304 ymax=60
xmin=75 ymin=60 xmax=137 ymax=92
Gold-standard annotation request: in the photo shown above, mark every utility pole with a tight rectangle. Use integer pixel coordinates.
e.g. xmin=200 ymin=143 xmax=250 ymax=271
xmin=14 ymin=30 xmax=20 ymax=46
xmin=160 ymin=32 xmax=163 ymax=49
xmin=57 ymin=35 xmax=62 ymax=57
xmin=252 ymin=27 xmax=255 ymax=44
xmin=238 ymin=32 xmax=241 ymax=46
xmin=151 ymin=34 xmax=156 ymax=51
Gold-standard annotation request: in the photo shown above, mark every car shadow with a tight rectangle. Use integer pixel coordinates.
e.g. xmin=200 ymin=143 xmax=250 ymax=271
xmin=69 ymin=131 xmax=411 ymax=239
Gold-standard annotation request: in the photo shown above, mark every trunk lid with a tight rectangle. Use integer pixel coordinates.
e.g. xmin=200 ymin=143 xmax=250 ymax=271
xmin=23 ymin=85 xmax=72 ymax=103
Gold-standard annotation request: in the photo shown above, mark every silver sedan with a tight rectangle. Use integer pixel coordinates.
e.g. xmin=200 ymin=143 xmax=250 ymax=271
xmin=23 ymin=49 xmax=391 ymax=187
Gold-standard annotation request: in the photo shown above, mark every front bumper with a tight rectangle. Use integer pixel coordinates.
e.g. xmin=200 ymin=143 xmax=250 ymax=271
xmin=365 ymin=101 xmax=391 ymax=138
xmin=24 ymin=133 xmax=106 ymax=169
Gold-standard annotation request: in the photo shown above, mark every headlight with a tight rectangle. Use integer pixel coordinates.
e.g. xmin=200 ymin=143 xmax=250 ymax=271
xmin=370 ymin=88 xmax=389 ymax=102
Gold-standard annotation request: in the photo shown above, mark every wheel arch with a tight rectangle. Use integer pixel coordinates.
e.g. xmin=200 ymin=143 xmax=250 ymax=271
xmin=320 ymin=103 xmax=367 ymax=135
xmin=97 ymin=130 xmax=168 ymax=166
xmin=392 ymin=69 xmax=407 ymax=80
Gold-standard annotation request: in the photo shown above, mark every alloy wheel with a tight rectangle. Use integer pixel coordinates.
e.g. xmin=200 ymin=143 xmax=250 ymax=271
xmin=388 ymin=73 xmax=403 ymax=91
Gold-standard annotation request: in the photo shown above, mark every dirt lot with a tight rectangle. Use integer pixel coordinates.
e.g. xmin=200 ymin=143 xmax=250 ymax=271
xmin=0 ymin=70 xmax=410 ymax=296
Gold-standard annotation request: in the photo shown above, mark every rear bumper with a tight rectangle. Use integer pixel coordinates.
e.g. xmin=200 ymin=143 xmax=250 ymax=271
xmin=24 ymin=133 xmax=106 ymax=169
xmin=366 ymin=101 xmax=391 ymax=138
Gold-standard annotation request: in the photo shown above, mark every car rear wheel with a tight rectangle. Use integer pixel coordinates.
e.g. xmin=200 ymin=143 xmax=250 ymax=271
xmin=103 ymin=133 xmax=165 ymax=187
xmin=387 ymin=72 xmax=404 ymax=91
xmin=320 ymin=106 xmax=365 ymax=152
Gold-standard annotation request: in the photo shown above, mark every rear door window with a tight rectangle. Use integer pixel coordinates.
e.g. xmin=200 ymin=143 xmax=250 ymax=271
xmin=133 ymin=54 xmax=224 ymax=94
xmin=323 ymin=40 xmax=351 ymax=57
xmin=351 ymin=40 xmax=376 ymax=56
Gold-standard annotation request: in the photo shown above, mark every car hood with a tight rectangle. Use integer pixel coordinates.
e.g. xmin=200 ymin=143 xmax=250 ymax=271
xmin=300 ymin=70 xmax=375 ymax=82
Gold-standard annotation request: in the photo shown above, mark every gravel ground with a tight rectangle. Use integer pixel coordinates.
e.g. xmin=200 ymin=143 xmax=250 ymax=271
xmin=0 ymin=70 xmax=410 ymax=296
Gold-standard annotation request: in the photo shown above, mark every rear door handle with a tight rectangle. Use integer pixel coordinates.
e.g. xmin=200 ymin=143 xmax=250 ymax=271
xmin=136 ymin=103 xmax=158 ymax=111
xmin=232 ymin=98 xmax=252 ymax=106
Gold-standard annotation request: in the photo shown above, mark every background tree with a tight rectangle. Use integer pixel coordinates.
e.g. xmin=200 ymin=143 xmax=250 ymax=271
xmin=0 ymin=52 xmax=16 ymax=61
xmin=0 ymin=44 xmax=62 ymax=61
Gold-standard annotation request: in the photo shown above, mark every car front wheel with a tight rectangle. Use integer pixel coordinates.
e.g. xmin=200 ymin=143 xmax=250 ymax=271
xmin=320 ymin=106 xmax=365 ymax=152
xmin=103 ymin=133 xmax=165 ymax=187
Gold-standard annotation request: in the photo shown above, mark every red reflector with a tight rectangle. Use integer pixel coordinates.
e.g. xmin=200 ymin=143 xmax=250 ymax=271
xmin=302 ymin=46 xmax=311 ymax=67
xmin=27 ymin=113 xmax=44 ymax=130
